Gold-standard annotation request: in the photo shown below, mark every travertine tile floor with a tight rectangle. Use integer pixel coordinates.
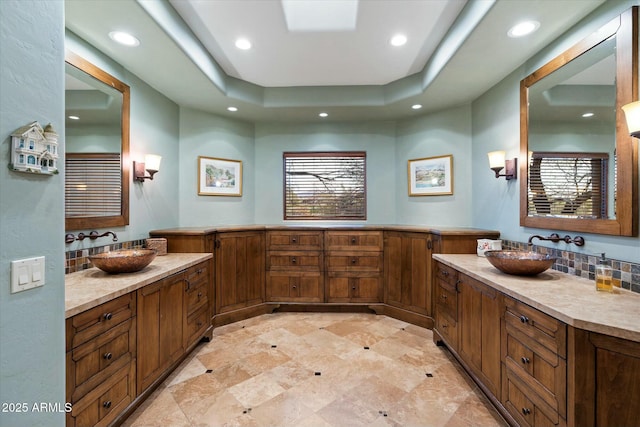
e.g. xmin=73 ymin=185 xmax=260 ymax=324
xmin=123 ymin=312 xmax=507 ymax=427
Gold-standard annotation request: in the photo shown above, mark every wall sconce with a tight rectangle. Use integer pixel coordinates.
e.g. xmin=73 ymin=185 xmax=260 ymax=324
xmin=488 ymin=150 xmax=517 ymax=180
xmin=621 ymin=101 xmax=640 ymax=138
xmin=134 ymin=154 xmax=162 ymax=182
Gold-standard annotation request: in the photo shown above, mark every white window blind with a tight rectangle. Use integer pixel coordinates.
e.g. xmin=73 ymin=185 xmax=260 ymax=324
xmin=284 ymin=152 xmax=366 ymax=220
xmin=65 ymin=153 xmax=122 ymax=217
xmin=528 ymin=152 xmax=608 ymax=218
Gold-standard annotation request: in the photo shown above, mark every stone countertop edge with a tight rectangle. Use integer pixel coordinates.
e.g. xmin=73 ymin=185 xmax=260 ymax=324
xmin=149 ymin=225 xmax=500 ymax=236
xmin=65 ymin=253 xmax=212 ymax=319
xmin=433 ymin=254 xmax=640 ymax=343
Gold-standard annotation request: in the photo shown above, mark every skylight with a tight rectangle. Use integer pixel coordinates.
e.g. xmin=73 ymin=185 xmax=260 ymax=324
xmin=281 ymin=0 xmax=358 ymax=32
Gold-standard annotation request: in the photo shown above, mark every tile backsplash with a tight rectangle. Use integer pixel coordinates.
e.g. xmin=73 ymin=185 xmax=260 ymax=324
xmin=65 ymin=239 xmax=146 ymax=274
xmin=501 ymin=239 xmax=640 ymax=292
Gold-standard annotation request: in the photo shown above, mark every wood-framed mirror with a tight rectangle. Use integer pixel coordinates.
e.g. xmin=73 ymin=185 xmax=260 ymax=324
xmin=64 ymin=50 xmax=130 ymax=231
xmin=520 ymin=7 xmax=638 ymax=236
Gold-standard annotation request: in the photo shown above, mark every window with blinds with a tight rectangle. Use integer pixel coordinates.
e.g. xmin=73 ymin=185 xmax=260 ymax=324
xmin=65 ymin=153 xmax=122 ymax=217
xmin=283 ymin=152 xmax=366 ymax=220
xmin=528 ymin=152 xmax=608 ymax=219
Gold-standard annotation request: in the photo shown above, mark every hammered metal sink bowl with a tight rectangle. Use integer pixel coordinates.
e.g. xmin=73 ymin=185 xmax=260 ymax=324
xmin=89 ymin=249 xmax=156 ymax=274
xmin=484 ymin=250 xmax=557 ymax=276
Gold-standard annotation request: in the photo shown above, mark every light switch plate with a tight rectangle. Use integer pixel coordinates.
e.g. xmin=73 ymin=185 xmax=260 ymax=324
xmin=11 ymin=256 xmax=45 ymax=294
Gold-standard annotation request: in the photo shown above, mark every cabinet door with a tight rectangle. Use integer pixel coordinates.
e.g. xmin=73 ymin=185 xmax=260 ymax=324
xmin=383 ymin=232 xmax=431 ymax=315
xmin=137 ymin=272 xmax=185 ymax=394
xmin=216 ymin=232 xmax=265 ymax=313
xmin=458 ymin=274 xmax=501 ymax=397
xmin=266 ymin=271 xmax=323 ymax=302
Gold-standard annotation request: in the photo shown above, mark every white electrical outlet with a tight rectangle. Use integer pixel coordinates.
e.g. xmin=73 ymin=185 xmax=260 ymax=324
xmin=10 ymin=256 xmax=45 ymax=294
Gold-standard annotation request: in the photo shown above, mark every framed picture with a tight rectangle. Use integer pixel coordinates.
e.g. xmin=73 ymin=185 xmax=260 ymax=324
xmin=198 ymin=156 xmax=242 ymax=196
xmin=408 ymin=154 xmax=453 ymax=196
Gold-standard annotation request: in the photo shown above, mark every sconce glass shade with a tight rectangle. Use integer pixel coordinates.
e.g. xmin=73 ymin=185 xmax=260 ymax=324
xmin=621 ymin=101 xmax=640 ymax=138
xmin=488 ymin=151 xmax=506 ymax=169
xmin=144 ymin=154 xmax=162 ymax=172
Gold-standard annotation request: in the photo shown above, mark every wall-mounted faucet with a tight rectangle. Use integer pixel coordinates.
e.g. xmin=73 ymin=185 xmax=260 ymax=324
xmin=65 ymin=231 xmax=118 ymax=244
xmin=528 ymin=233 xmax=585 ymax=247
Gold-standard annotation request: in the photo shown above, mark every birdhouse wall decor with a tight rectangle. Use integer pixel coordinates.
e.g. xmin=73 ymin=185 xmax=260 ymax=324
xmin=9 ymin=121 xmax=59 ymax=175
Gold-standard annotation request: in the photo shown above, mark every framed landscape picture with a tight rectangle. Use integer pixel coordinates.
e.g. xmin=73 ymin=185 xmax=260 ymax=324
xmin=198 ymin=156 xmax=242 ymax=196
xmin=408 ymin=154 xmax=453 ymax=196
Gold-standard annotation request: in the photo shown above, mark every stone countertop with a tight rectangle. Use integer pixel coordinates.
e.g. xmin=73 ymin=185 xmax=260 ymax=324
xmin=433 ymin=254 xmax=640 ymax=343
xmin=65 ymin=253 xmax=212 ymax=319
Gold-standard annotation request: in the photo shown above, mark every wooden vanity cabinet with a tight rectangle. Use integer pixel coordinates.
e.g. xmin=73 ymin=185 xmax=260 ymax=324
xmin=325 ymin=230 xmax=383 ymax=303
xmin=66 ymin=293 xmax=137 ymax=427
xmin=266 ymin=230 xmax=324 ymax=302
xmin=215 ymin=231 xmax=265 ymax=314
xmin=136 ymin=271 xmax=185 ymax=394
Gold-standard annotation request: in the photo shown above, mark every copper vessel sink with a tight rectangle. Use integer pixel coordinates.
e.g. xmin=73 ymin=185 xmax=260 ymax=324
xmin=89 ymin=249 xmax=156 ymax=274
xmin=484 ymin=250 xmax=556 ymax=276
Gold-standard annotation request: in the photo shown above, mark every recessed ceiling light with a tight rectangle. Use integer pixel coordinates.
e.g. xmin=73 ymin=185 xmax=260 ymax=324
xmin=411 ymin=104 xmax=422 ymax=110
xmin=227 ymin=106 xmax=238 ymax=112
xmin=108 ymin=31 xmax=140 ymax=46
xmin=235 ymin=38 xmax=252 ymax=50
xmin=319 ymin=112 xmax=328 ymax=118
xmin=68 ymin=115 xmax=79 ymax=120
xmin=507 ymin=21 xmax=540 ymax=38
xmin=390 ymin=34 xmax=407 ymax=47
xmin=582 ymin=112 xmax=594 ymax=118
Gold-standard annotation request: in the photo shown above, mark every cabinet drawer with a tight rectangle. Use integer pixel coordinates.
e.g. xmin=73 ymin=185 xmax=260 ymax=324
xmin=266 ymin=271 xmax=324 ymax=302
xmin=326 ymin=272 xmax=382 ymax=303
xmin=435 ymin=306 xmax=458 ymax=348
xmin=325 ymin=253 xmax=383 ymax=272
xmin=267 ymin=231 xmax=323 ymax=250
xmin=505 ymin=297 xmax=566 ymax=358
xmin=67 ymin=293 xmax=136 ymax=351
xmin=435 ymin=262 xmax=458 ymax=286
xmin=266 ymin=251 xmax=323 ymax=271
xmin=325 ymin=231 xmax=383 ymax=251
xmin=185 ymin=278 xmax=208 ymax=317
xmin=185 ymin=261 xmax=210 ymax=290
xmin=69 ymin=317 xmax=135 ymax=403
xmin=69 ymin=361 xmax=135 ymax=427
xmin=503 ymin=367 xmax=563 ymax=427
xmin=435 ymin=280 xmax=457 ymax=318
xmin=504 ymin=330 xmax=567 ymax=419
xmin=185 ymin=306 xmax=209 ymax=348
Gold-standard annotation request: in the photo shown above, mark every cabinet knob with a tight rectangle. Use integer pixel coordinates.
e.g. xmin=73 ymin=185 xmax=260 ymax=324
xmin=197 ymin=268 xmax=203 ymax=274
xmin=291 ymin=257 xmax=297 ymax=264
xmin=292 ymin=285 xmax=296 ymax=289
xmin=521 ymin=408 xmax=531 ymax=416
xmin=442 ymin=270 xmax=449 ymax=277
xmin=103 ymin=313 xmax=113 ymax=321
xmin=441 ymin=294 xmax=447 ymax=300
xmin=520 ymin=315 xmax=529 ymax=324
xmin=351 ymin=237 xmax=357 ymax=243
xmin=292 ymin=237 xmax=297 ymax=243
xmin=521 ymin=356 xmax=530 ymax=364
xmin=351 ymin=258 xmax=357 ymax=264
xmin=442 ymin=323 xmax=448 ymax=329
xmin=197 ymin=321 xmax=203 ymax=327
xmin=103 ymin=352 xmax=113 ymax=360
xmin=103 ymin=401 xmax=112 ymax=409
xmin=198 ymin=292 xmax=202 ymax=300
xmin=352 ymin=286 xmax=356 ymax=290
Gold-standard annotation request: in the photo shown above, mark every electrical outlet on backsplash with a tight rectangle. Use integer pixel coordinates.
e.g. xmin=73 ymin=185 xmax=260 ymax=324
xmin=65 ymin=239 xmax=146 ymax=274
xmin=501 ymin=239 xmax=640 ymax=292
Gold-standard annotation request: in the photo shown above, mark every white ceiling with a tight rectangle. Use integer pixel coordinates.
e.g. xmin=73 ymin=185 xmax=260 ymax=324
xmin=64 ymin=0 xmax=606 ymax=123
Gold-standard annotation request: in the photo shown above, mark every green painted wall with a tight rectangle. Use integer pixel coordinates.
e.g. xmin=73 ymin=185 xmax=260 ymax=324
xmin=0 ymin=1 xmax=65 ymax=426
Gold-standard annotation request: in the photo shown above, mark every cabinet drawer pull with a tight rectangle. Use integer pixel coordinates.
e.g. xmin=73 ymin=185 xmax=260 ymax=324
xmin=520 ymin=315 xmax=529 ymax=324
xmin=197 ymin=268 xmax=203 ymax=275
xmin=442 ymin=323 xmax=448 ymax=329
xmin=103 ymin=401 xmax=112 ymax=409
xmin=103 ymin=352 xmax=113 ymax=360
xmin=103 ymin=313 xmax=113 ymax=321
xmin=521 ymin=356 xmax=530 ymax=364
xmin=351 ymin=258 xmax=357 ymax=264
xmin=292 ymin=285 xmax=296 ymax=289
xmin=197 ymin=321 xmax=203 ymax=327
xmin=351 ymin=237 xmax=357 ymax=244
xmin=292 ymin=237 xmax=297 ymax=243
xmin=291 ymin=257 xmax=297 ymax=264
xmin=442 ymin=270 xmax=449 ymax=277
xmin=521 ymin=408 xmax=531 ymax=416
xmin=185 ymin=279 xmax=191 ymax=292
